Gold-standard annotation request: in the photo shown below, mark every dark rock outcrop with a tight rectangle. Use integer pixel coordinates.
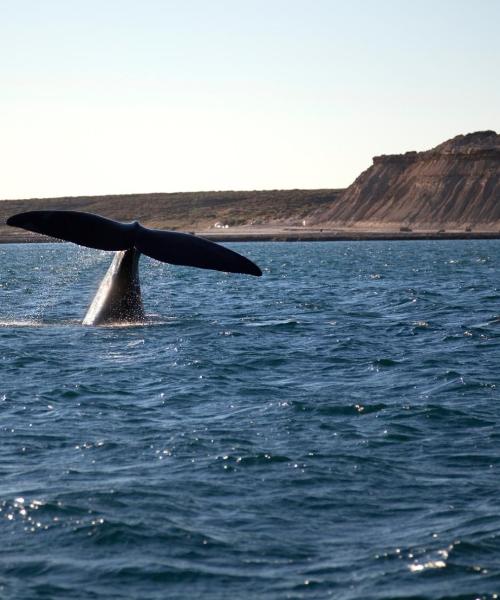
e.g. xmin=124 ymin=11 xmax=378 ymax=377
xmin=312 ymin=131 xmax=500 ymax=230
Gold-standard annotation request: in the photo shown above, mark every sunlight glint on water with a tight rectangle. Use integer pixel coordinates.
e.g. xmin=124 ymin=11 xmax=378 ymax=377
xmin=0 ymin=241 xmax=499 ymax=599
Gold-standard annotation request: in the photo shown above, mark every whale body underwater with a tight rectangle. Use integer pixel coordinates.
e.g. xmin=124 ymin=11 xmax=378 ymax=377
xmin=7 ymin=210 xmax=262 ymax=326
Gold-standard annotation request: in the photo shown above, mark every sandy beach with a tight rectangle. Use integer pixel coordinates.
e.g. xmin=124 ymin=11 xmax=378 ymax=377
xmin=2 ymin=225 xmax=499 ymax=244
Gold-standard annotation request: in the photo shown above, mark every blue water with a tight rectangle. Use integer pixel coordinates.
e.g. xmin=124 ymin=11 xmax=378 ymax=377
xmin=1 ymin=241 xmax=500 ymax=599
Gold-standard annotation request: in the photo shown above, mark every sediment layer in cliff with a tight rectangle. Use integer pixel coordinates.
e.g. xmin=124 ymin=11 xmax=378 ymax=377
xmin=312 ymin=130 xmax=500 ymax=231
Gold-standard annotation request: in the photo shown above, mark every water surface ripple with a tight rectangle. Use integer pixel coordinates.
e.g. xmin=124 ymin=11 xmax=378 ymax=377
xmin=1 ymin=241 xmax=499 ymax=599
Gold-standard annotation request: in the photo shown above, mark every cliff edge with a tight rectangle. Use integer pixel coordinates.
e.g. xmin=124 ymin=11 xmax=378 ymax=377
xmin=311 ymin=130 xmax=500 ymax=231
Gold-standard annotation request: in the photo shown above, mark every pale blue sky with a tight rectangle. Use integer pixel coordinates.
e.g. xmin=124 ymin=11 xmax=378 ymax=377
xmin=1 ymin=0 xmax=499 ymax=198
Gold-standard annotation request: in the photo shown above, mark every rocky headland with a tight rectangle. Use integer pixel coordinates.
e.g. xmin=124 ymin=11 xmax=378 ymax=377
xmin=310 ymin=130 xmax=500 ymax=232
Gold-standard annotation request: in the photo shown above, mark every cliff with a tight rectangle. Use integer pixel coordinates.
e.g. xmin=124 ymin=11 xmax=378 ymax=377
xmin=311 ymin=131 xmax=500 ymax=231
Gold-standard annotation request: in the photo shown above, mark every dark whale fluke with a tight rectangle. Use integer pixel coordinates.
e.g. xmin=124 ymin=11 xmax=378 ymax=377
xmin=7 ymin=210 xmax=262 ymax=325
xmin=7 ymin=210 xmax=262 ymax=276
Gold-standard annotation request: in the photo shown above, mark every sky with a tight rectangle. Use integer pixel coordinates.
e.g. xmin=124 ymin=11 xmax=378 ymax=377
xmin=1 ymin=0 xmax=499 ymax=199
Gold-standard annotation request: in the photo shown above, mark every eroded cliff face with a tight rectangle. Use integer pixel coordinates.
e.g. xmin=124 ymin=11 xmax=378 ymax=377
xmin=312 ymin=131 xmax=500 ymax=230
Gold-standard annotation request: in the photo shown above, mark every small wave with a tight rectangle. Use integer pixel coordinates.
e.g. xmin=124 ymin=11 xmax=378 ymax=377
xmin=245 ymin=318 xmax=299 ymax=328
xmin=291 ymin=399 xmax=387 ymax=416
xmin=371 ymin=357 xmax=403 ymax=368
xmin=216 ymin=453 xmax=290 ymax=467
xmin=0 ymin=319 xmax=47 ymax=327
xmin=0 ymin=316 xmax=174 ymax=329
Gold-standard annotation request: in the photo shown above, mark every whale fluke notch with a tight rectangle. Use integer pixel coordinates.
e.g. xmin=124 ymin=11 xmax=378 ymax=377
xmin=7 ymin=210 xmax=262 ymax=276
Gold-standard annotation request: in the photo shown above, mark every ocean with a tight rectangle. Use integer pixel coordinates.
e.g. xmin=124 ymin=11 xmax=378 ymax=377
xmin=0 ymin=240 xmax=499 ymax=599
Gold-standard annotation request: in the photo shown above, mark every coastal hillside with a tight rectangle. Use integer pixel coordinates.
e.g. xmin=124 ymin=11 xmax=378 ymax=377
xmin=0 ymin=189 xmax=342 ymax=242
xmin=2 ymin=131 xmax=499 ymax=242
xmin=311 ymin=130 xmax=500 ymax=231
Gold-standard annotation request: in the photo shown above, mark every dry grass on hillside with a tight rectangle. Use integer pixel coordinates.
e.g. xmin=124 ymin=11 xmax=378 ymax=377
xmin=0 ymin=189 xmax=343 ymax=241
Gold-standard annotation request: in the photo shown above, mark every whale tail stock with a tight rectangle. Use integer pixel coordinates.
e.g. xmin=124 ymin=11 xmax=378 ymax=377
xmin=6 ymin=210 xmax=262 ymax=276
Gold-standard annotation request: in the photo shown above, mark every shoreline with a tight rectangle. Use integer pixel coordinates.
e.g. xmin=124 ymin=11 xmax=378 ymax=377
xmin=2 ymin=229 xmax=500 ymax=244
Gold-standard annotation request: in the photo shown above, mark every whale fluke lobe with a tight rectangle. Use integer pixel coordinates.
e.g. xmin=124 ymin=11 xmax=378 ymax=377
xmin=135 ymin=225 xmax=262 ymax=276
xmin=7 ymin=210 xmax=262 ymax=325
xmin=7 ymin=210 xmax=134 ymax=251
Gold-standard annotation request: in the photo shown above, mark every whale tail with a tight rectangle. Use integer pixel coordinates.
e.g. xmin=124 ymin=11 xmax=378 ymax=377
xmin=7 ymin=210 xmax=262 ymax=276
